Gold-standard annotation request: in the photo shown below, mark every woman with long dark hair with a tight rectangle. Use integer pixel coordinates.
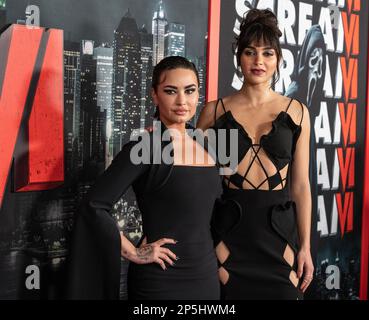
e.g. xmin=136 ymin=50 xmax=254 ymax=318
xmin=198 ymin=8 xmax=314 ymax=300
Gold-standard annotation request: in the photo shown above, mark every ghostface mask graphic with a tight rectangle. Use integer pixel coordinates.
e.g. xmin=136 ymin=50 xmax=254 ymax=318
xmin=285 ymin=25 xmax=326 ymax=108
xmin=307 ymin=47 xmax=323 ymax=107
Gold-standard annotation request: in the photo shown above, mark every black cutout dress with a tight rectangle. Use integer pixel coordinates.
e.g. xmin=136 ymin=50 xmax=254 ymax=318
xmin=211 ymin=98 xmax=305 ymax=300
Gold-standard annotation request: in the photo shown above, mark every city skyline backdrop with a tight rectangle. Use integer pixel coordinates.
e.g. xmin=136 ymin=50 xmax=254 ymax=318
xmin=6 ymin=0 xmax=208 ymax=59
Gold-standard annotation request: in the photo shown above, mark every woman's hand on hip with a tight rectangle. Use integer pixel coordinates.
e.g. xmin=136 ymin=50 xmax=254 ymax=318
xmin=124 ymin=235 xmax=178 ymax=270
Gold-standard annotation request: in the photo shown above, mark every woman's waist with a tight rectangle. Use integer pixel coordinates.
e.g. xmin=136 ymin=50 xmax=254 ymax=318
xmin=136 ymin=236 xmax=216 ymax=267
xmin=143 ymin=227 xmax=213 ymax=244
xmin=129 ymin=247 xmax=218 ymax=279
xmin=222 ymin=186 xmax=291 ymax=207
xmin=144 ymin=239 xmax=214 ymax=258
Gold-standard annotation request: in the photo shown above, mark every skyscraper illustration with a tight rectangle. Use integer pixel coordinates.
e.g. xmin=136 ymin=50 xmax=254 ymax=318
xmin=79 ymin=40 xmax=106 ymax=177
xmin=94 ymin=45 xmax=113 ymax=113
xmin=94 ymin=44 xmax=114 ymax=167
xmin=112 ymin=10 xmax=142 ymax=157
xmin=79 ymin=40 xmax=97 ymax=170
xmin=64 ymin=41 xmax=80 ymax=178
xmin=152 ymin=0 xmax=167 ymax=65
xmin=165 ymin=22 xmax=185 ymax=57
xmin=139 ymin=26 xmax=154 ymax=129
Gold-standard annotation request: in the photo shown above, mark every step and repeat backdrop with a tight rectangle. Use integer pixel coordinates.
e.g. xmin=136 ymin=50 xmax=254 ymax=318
xmin=0 ymin=0 xmax=368 ymax=300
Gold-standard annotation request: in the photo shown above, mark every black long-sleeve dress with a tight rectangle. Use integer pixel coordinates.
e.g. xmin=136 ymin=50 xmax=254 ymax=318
xmin=66 ymin=123 xmax=222 ymax=300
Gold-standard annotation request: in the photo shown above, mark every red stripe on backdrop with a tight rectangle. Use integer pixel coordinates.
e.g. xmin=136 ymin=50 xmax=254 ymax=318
xmin=206 ymin=0 xmax=221 ymax=102
xmin=18 ymin=28 xmax=64 ymax=191
xmin=0 ymin=25 xmax=43 ymax=207
xmin=0 ymin=25 xmax=64 ymax=207
xmin=360 ymin=31 xmax=369 ymax=300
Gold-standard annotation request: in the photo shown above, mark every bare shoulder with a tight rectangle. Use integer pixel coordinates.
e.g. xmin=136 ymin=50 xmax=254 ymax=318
xmin=196 ymin=99 xmax=219 ymax=130
xmin=284 ymin=98 xmax=309 ymax=127
xmin=197 ymin=94 xmax=239 ymax=129
xmin=222 ymin=93 xmax=241 ymax=107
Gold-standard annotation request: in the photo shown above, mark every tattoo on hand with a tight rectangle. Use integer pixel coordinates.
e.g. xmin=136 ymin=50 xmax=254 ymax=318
xmin=136 ymin=245 xmax=153 ymax=261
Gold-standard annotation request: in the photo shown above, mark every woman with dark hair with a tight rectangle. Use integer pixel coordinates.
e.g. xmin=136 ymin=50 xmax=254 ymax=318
xmin=198 ymin=8 xmax=314 ymax=300
xmin=67 ymin=56 xmax=221 ymax=300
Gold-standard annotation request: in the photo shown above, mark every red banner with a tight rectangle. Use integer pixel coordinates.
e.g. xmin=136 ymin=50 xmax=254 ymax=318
xmin=0 ymin=25 xmax=64 ymax=207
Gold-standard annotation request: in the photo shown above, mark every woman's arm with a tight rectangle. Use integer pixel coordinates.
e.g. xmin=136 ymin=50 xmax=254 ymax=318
xmin=67 ymin=139 xmax=177 ymax=298
xmin=67 ymin=140 xmax=149 ymax=298
xmin=290 ymin=102 xmax=314 ymax=293
xmin=86 ymin=140 xmax=177 ymax=269
xmin=86 ymin=140 xmax=148 ymax=208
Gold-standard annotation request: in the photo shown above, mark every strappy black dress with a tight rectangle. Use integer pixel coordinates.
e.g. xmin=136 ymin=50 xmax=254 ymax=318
xmin=211 ymin=97 xmax=305 ymax=300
